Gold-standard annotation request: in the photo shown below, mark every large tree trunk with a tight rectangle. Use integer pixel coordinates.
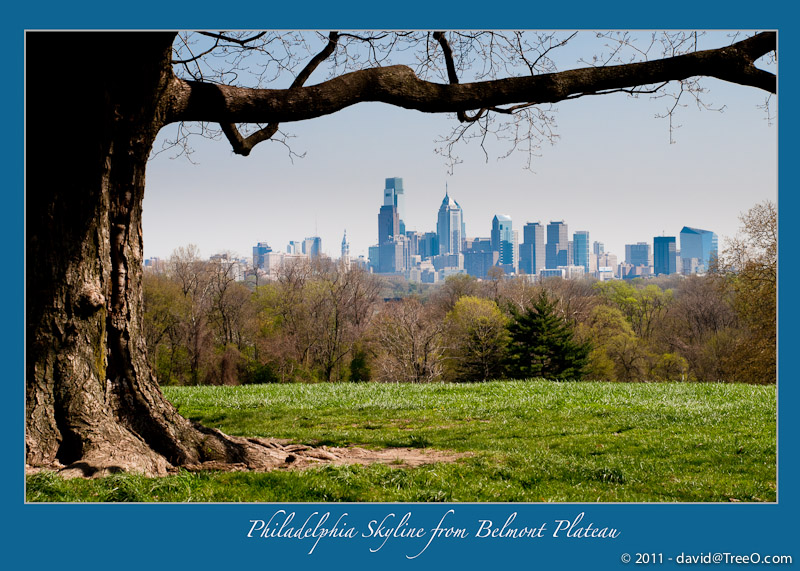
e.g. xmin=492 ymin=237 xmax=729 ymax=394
xmin=25 ymin=32 xmax=283 ymax=477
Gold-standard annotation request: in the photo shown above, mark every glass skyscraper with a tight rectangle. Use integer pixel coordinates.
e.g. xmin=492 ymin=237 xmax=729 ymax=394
xmin=546 ymin=221 xmax=568 ymax=269
xmin=437 ymin=187 xmax=464 ymax=256
xmin=384 ymin=177 xmax=406 ymax=235
xmin=491 ymin=215 xmax=515 ymax=267
xmin=572 ymin=231 xmax=590 ymax=273
xmin=625 ymin=242 xmax=652 ymax=267
xmin=653 ymin=236 xmax=677 ymax=275
xmin=520 ymin=222 xmax=545 ymax=276
xmin=302 ymin=236 xmax=322 ymax=258
xmin=252 ymin=241 xmax=272 ymax=270
xmin=680 ymin=226 xmax=718 ymax=273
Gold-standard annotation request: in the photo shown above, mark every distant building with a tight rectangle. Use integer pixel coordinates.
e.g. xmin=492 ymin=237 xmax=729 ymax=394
xmin=384 ymin=177 xmax=406 ymax=235
xmin=680 ymin=226 xmax=718 ymax=274
xmin=619 ymin=262 xmax=653 ymax=280
xmin=546 ymin=220 xmax=569 ymax=269
xmin=539 ymin=268 xmax=566 ymax=279
xmin=491 ymin=214 xmax=516 ymax=270
xmin=379 ymin=238 xmax=406 ymax=274
xmin=210 ymin=252 xmax=247 ymax=282
xmin=464 ymin=250 xmax=499 ymax=279
xmin=625 ymin=242 xmax=652 ymax=268
xmin=252 ymin=242 xmax=272 ymax=270
xmin=572 ymin=231 xmax=590 ymax=273
xmin=368 ymin=244 xmax=380 ymax=273
xmin=287 ymin=240 xmax=302 ymax=255
xmin=653 ymin=236 xmax=677 ymax=276
xmin=302 ymin=236 xmax=322 ymax=258
xmin=378 ymin=204 xmax=399 ymax=246
xmin=595 ymin=252 xmax=619 ymax=279
xmin=593 ymin=241 xmax=604 ymax=256
xmin=437 ymin=186 xmax=464 ymax=257
xmin=341 ymin=230 xmax=350 ymax=267
xmin=519 ymin=222 xmax=545 ymax=276
xmin=143 ymin=257 xmax=166 ymax=273
xmin=419 ymin=232 xmax=439 ymax=260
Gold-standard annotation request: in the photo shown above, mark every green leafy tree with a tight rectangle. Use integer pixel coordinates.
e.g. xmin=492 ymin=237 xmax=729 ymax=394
xmin=444 ymin=296 xmax=509 ymax=382
xmin=505 ymin=292 xmax=591 ymax=380
xmin=594 ymin=280 xmax=673 ymax=341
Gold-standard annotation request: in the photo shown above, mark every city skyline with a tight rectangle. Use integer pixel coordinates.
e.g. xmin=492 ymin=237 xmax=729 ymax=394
xmin=142 ymin=31 xmax=776 ymax=264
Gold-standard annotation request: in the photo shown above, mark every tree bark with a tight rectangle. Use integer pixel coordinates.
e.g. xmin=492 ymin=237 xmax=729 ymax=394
xmin=26 ymin=32 xmax=290 ymax=476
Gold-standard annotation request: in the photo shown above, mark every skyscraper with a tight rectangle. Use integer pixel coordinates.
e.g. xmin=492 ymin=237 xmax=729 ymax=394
xmin=341 ymin=230 xmax=350 ymax=267
xmin=378 ymin=204 xmax=399 ymax=245
xmin=625 ymin=242 xmax=652 ymax=267
xmin=653 ymin=236 xmax=677 ymax=276
xmin=302 ymin=236 xmax=322 ymax=258
xmin=546 ymin=221 xmax=568 ymax=269
xmin=491 ymin=214 xmax=515 ymax=268
xmin=572 ymin=231 xmax=590 ymax=273
xmin=384 ymin=177 xmax=406 ymax=235
xmin=520 ymin=222 xmax=545 ymax=276
xmin=252 ymin=241 xmax=272 ymax=270
xmin=437 ymin=186 xmax=464 ymax=256
xmin=680 ymin=226 xmax=718 ymax=273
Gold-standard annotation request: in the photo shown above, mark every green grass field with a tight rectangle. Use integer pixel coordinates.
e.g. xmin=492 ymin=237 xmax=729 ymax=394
xmin=26 ymin=380 xmax=776 ymax=503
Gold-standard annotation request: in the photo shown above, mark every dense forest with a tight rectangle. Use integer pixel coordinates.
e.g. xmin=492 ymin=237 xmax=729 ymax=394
xmin=143 ymin=202 xmax=775 ymax=386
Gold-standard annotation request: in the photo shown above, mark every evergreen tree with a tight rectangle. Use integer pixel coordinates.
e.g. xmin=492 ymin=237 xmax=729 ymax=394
xmin=505 ymin=291 xmax=591 ymax=380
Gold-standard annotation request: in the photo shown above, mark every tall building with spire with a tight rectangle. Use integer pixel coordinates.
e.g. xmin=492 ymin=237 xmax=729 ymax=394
xmin=341 ymin=230 xmax=350 ymax=267
xmin=436 ymin=184 xmax=464 ymax=256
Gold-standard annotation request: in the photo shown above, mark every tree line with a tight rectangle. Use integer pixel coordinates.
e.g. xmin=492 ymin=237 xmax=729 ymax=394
xmin=144 ymin=202 xmax=775 ymax=386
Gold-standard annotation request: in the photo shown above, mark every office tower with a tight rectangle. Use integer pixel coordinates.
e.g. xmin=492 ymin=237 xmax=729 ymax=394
xmin=625 ymin=242 xmax=652 ymax=267
xmin=419 ymin=232 xmax=439 ymax=260
xmin=593 ymin=241 xmax=604 ymax=256
xmin=572 ymin=231 xmax=590 ymax=273
xmin=491 ymin=214 xmax=515 ymax=268
xmin=384 ymin=177 xmax=406 ymax=235
xmin=405 ymin=231 xmax=421 ymax=259
xmin=302 ymin=236 xmax=322 ymax=258
xmin=653 ymin=236 xmax=677 ymax=276
xmin=437 ymin=186 xmax=464 ymax=256
xmin=368 ymin=245 xmax=380 ymax=272
xmin=287 ymin=240 xmax=302 ymax=255
xmin=252 ymin=241 xmax=272 ymax=270
xmin=546 ymin=220 xmax=568 ymax=269
xmin=378 ymin=204 xmax=399 ymax=246
xmin=519 ymin=222 xmax=545 ymax=276
xmin=379 ymin=238 xmax=406 ymax=274
xmin=680 ymin=226 xmax=718 ymax=274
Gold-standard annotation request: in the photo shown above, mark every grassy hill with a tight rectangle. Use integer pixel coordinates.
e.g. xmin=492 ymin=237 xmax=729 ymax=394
xmin=26 ymin=380 xmax=775 ymax=502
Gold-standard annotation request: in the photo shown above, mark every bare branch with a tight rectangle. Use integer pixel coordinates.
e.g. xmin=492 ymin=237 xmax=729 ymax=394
xmin=198 ymin=31 xmax=269 ymax=46
xmin=170 ymin=32 xmax=775 ymax=127
xmin=219 ymin=32 xmax=341 ymax=156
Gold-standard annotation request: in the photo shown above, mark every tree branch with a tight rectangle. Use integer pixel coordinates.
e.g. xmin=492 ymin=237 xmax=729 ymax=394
xmin=219 ymin=32 xmax=341 ymax=156
xmin=170 ymin=32 xmax=776 ymax=148
xmin=433 ymin=31 xmax=486 ymax=123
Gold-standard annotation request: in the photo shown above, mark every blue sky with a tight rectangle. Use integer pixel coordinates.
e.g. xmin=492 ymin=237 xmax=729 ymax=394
xmin=143 ymin=31 xmax=776 ymax=263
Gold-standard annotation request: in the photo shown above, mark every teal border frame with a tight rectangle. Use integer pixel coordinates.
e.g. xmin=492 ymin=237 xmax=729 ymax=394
xmin=5 ymin=3 xmax=794 ymax=569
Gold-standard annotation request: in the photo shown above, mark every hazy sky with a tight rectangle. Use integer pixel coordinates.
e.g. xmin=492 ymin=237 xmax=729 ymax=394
xmin=143 ymin=31 xmax=776 ymax=263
